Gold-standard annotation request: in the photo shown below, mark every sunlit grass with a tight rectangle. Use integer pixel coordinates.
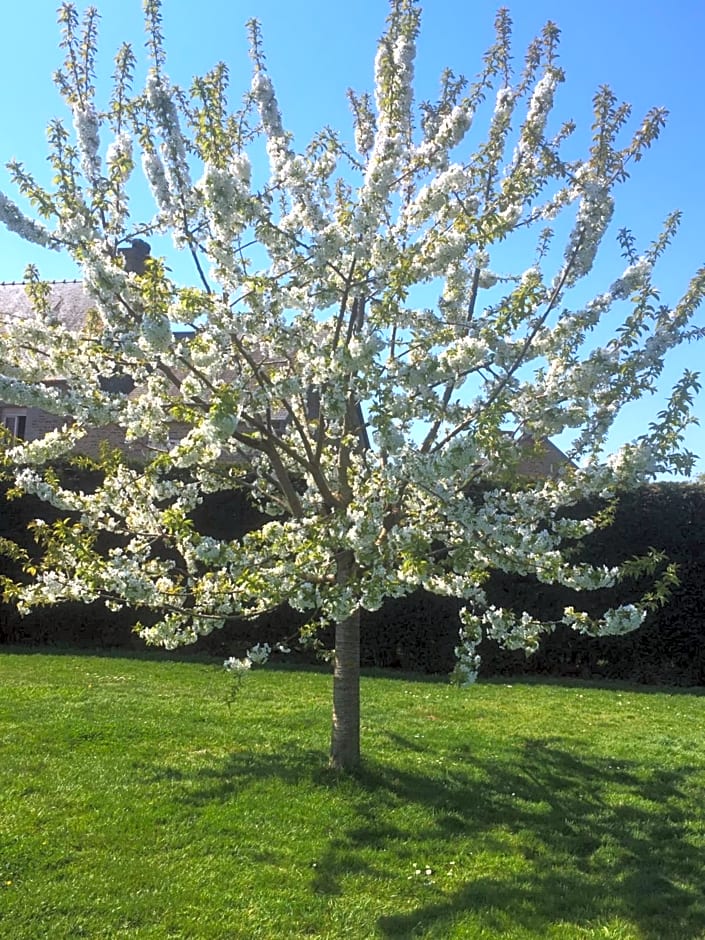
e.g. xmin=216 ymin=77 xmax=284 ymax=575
xmin=1 ymin=650 xmax=704 ymax=938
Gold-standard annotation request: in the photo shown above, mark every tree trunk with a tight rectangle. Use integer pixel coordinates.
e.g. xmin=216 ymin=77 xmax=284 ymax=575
xmin=330 ymin=607 xmax=361 ymax=770
xmin=329 ymin=551 xmax=361 ymax=771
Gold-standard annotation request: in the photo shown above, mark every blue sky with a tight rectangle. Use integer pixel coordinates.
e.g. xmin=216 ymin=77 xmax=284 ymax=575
xmin=0 ymin=0 xmax=703 ymax=476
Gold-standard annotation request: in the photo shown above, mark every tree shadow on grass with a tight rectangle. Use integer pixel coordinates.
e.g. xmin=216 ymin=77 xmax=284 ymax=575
xmin=145 ymin=736 xmax=705 ymax=939
xmin=374 ymin=736 xmax=704 ymax=938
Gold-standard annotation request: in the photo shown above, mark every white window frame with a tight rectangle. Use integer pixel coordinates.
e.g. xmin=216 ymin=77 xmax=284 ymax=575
xmin=2 ymin=409 xmax=27 ymax=439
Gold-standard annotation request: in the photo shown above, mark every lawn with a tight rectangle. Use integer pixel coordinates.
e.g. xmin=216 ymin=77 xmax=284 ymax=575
xmin=1 ymin=650 xmax=704 ymax=939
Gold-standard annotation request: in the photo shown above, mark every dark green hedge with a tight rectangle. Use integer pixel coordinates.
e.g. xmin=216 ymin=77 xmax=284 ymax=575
xmin=1 ymin=478 xmax=704 ymax=685
xmin=358 ymin=484 xmax=705 ymax=685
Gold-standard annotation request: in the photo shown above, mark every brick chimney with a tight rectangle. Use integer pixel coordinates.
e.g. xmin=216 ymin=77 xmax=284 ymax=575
xmin=119 ymin=238 xmax=151 ymax=274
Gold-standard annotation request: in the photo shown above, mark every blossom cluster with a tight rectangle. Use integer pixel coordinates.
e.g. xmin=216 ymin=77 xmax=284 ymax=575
xmin=224 ymin=642 xmax=272 ymax=675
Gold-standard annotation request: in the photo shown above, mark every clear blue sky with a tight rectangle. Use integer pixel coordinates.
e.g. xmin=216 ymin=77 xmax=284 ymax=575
xmin=0 ymin=0 xmax=703 ymax=477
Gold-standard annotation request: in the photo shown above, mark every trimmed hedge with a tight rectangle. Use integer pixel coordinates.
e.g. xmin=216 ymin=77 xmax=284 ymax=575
xmin=361 ymin=484 xmax=705 ymax=685
xmin=1 ymin=478 xmax=703 ymax=684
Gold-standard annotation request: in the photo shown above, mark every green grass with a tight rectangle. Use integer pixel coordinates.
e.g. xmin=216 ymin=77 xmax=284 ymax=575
xmin=1 ymin=650 xmax=704 ymax=939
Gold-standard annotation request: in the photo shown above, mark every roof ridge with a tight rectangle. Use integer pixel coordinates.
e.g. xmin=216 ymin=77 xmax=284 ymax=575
xmin=0 ymin=279 xmax=83 ymax=286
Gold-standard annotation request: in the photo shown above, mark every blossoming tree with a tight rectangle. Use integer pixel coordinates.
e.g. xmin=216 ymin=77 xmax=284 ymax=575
xmin=0 ymin=1 xmax=703 ymax=768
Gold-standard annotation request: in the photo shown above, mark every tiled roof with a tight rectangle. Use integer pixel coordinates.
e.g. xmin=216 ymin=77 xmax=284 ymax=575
xmin=0 ymin=280 xmax=93 ymax=333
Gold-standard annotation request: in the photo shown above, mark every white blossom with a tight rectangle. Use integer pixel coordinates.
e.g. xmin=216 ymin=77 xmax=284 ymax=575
xmin=142 ymin=150 xmax=173 ymax=217
xmin=0 ymin=192 xmax=54 ymax=247
xmin=72 ymin=105 xmax=102 ymax=182
xmin=224 ymin=656 xmax=252 ymax=675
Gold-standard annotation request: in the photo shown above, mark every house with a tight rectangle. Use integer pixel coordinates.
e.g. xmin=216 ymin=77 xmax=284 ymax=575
xmin=0 ymin=279 xmax=118 ymax=454
xmin=0 ymin=276 xmax=312 ymax=460
xmin=512 ymin=433 xmax=575 ymax=479
xmin=0 ymin=242 xmax=158 ymax=453
xmin=0 ymin=278 xmax=574 ymax=477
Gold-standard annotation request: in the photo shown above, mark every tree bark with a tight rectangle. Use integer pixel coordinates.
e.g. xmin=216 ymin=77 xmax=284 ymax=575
xmin=330 ymin=607 xmax=361 ymax=770
xmin=329 ymin=551 xmax=361 ymax=771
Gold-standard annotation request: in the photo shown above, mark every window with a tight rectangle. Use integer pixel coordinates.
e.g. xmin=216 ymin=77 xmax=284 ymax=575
xmin=3 ymin=410 xmax=27 ymax=439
